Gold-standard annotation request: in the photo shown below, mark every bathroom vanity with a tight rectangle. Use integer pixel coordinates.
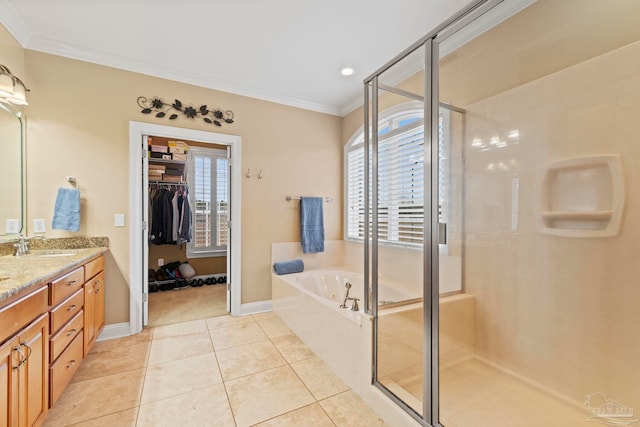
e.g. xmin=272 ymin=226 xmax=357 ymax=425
xmin=0 ymin=244 xmax=107 ymax=427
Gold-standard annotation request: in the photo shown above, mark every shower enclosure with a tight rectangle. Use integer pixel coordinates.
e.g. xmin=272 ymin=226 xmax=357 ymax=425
xmin=364 ymin=0 xmax=640 ymax=426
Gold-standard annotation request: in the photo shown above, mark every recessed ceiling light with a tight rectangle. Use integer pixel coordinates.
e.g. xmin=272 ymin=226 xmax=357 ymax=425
xmin=340 ymin=67 xmax=355 ymax=76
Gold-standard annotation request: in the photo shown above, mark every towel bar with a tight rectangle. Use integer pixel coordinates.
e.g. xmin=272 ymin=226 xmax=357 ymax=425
xmin=286 ymin=196 xmax=332 ymax=203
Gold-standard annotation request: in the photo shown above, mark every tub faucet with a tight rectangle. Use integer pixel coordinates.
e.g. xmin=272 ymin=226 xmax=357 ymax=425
xmin=339 ymin=282 xmax=352 ymax=308
xmin=341 ymin=297 xmax=360 ymax=311
xmin=13 ymin=234 xmax=47 ymax=256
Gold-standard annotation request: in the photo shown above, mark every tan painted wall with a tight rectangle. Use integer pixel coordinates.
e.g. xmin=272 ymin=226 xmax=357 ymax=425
xmin=19 ymin=50 xmax=342 ymax=325
xmin=0 ymin=25 xmax=24 ymax=80
xmin=148 ymin=245 xmax=226 ymax=277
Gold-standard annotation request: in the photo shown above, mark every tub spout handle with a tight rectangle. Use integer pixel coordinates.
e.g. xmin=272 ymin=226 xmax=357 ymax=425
xmin=351 ymin=298 xmax=360 ymax=311
xmin=340 ymin=282 xmax=353 ymax=308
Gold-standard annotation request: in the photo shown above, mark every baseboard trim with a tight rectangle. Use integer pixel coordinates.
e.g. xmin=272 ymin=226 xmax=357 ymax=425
xmin=97 ymin=322 xmax=131 ymax=341
xmin=240 ymin=300 xmax=272 ymax=316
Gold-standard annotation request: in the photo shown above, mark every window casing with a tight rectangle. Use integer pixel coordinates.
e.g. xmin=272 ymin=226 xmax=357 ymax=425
xmin=186 ymin=147 xmax=228 ymax=258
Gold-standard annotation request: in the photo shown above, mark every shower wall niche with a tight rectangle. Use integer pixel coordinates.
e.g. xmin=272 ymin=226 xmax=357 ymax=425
xmin=540 ymin=155 xmax=624 ymax=237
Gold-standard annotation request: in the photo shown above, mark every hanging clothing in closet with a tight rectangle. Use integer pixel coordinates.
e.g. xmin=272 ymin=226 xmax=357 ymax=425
xmin=149 ymin=186 xmax=191 ymax=245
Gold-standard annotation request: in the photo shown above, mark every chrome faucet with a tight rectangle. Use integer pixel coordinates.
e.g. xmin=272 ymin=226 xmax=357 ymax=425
xmin=13 ymin=234 xmax=46 ymax=256
xmin=347 ymin=297 xmax=360 ymax=311
xmin=339 ymin=282 xmax=352 ymax=308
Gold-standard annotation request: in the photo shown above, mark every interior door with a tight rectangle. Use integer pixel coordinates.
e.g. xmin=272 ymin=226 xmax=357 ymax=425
xmin=142 ymin=135 xmax=149 ymax=326
xmin=225 ymin=146 xmax=232 ymax=313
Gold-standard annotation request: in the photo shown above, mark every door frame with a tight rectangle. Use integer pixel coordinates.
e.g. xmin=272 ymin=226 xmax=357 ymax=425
xmin=128 ymin=121 xmax=242 ymax=335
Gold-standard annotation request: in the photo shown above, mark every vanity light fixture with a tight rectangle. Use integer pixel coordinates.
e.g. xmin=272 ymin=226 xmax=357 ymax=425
xmin=0 ymin=65 xmax=29 ymax=105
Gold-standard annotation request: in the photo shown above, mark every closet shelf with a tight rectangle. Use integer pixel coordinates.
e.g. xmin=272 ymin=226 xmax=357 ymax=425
xmin=148 ymin=158 xmax=186 ymax=165
xmin=541 ymin=210 xmax=613 ymax=221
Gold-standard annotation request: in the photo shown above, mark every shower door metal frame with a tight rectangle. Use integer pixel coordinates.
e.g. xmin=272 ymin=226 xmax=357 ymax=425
xmin=365 ymin=0 xmax=505 ymax=426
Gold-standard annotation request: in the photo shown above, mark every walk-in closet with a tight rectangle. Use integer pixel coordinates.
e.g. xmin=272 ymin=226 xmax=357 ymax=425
xmin=144 ymin=135 xmax=229 ymax=327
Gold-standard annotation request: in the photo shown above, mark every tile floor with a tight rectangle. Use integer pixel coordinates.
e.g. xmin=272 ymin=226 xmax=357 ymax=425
xmin=43 ymin=312 xmax=389 ymax=427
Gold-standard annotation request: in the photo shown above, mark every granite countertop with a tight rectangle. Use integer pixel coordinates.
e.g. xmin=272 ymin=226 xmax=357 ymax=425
xmin=0 ymin=237 xmax=109 ymax=304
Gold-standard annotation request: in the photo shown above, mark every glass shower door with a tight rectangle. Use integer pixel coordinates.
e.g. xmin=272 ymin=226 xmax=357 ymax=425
xmin=435 ymin=0 xmax=640 ymax=426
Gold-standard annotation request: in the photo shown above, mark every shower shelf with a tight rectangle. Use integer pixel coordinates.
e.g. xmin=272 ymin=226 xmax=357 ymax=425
xmin=541 ymin=210 xmax=613 ymax=221
xmin=539 ymin=155 xmax=624 ymax=238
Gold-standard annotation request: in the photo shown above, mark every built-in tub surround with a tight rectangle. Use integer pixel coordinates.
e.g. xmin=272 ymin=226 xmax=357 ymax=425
xmin=0 ymin=237 xmax=108 ymax=302
xmin=271 ymin=240 xmax=474 ymax=426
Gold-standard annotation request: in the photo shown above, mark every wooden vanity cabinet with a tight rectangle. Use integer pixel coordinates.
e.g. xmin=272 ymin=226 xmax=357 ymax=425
xmin=1 ymin=252 xmax=106 ymax=424
xmin=0 ymin=286 xmax=50 ymax=427
xmin=83 ymin=256 xmax=105 ymax=357
xmin=48 ymin=254 xmax=105 ymax=407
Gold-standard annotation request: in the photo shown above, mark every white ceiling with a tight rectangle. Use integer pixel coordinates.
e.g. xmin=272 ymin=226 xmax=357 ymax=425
xmin=0 ymin=0 xmax=470 ymax=116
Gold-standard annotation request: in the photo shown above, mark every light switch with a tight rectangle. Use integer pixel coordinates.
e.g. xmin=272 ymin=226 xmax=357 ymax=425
xmin=115 ymin=213 xmax=125 ymax=227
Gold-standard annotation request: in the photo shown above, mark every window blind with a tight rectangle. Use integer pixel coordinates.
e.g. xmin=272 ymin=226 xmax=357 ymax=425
xmin=346 ymin=120 xmax=425 ymax=246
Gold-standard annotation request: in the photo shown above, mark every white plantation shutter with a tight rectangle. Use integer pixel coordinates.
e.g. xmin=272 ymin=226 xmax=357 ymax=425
xmin=193 ymin=155 xmax=213 ymax=248
xmin=216 ymin=157 xmax=228 ymax=247
xmin=377 ymin=121 xmax=425 ymax=246
xmin=345 ymin=105 xmax=452 ymax=251
xmin=187 ymin=147 xmax=227 ymax=257
xmin=346 ymin=112 xmax=426 ymax=247
xmin=347 ymin=146 xmax=366 ymax=239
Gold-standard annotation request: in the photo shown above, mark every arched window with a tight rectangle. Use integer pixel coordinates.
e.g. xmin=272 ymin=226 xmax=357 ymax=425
xmin=345 ymin=102 xmax=426 ymax=247
xmin=345 ymin=101 xmax=452 ymax=250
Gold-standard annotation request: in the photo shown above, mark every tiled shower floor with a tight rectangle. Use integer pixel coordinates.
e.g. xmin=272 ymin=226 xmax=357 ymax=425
xmin=384 ymin=357 xmax=596 ymax=427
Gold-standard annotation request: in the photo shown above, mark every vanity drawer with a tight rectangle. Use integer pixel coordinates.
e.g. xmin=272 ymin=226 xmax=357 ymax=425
xmin=84 ymin=256 xmax=104 ymax=281
xmin=50 ymin=310 xmax=83 ymax=363
xmin=50 ymin=267 xmax=84 ymax=306
xmin=50 ymin=331 xmax=83 ymax=406
xmin=0 ymin=285 xmax=48 ymax=344
xmin=50 ymin=289 xmax=83 ymax=334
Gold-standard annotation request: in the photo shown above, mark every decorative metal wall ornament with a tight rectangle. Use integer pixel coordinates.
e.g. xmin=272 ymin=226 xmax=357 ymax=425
xmin=137 ymin=96 xmax=234 ymax=127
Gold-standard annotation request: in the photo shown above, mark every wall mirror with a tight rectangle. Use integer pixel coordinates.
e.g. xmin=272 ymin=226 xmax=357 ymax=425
xmin=0 ymin=102 xmax=24 ymax=237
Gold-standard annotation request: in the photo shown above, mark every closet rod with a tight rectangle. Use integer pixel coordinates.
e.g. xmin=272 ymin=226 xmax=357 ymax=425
xmin=149 ymin=181 xmax=187 ymax=187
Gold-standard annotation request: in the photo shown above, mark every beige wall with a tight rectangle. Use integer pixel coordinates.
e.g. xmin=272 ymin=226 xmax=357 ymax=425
xmin=15 ymin=49 xmax=341 ymax=324
xmin=148 ymin=245 xmax=226 ymax=277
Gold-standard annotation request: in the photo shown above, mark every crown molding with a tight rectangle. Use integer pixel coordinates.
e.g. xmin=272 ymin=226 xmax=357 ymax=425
xmin=27 ymin=35 xmax=343 ymax=116
xmin=0 ymin=0 xmax=32 ymax=46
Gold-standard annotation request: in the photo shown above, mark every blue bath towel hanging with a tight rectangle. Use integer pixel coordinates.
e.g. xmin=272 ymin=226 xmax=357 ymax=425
xmin=52 ymin=188 xmax=81 ymax=232
xmin=300 ymin=197 xmax=324 ymax=253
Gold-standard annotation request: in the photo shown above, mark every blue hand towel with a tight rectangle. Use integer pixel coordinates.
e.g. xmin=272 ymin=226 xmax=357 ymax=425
xmin=273 ymin=259 xmax=304 ymax=275
xmin=300 ymin=197 xmax=324 ymax=253
xmin=52 ymin=188 xmax=81 ymax=232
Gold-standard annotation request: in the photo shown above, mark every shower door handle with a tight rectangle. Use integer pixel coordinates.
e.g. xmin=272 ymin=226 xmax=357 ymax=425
xmin=438 ymin=222 xmax=447 ymax=245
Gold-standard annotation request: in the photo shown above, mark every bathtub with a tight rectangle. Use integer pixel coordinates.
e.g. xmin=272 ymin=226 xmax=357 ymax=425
xmin=272 ymin=268 xmax=374 ymax=393
xmin=288 ymin=270 xmax=420 ymax=323
xmin=272 ymin=268 xmax=474 ymax=427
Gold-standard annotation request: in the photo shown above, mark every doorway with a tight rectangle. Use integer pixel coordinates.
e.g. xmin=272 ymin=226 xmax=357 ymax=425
xmin=129 ymin=121 xmax=242 ymax=335
xmin=144 ymin=135 xmax=229 ymax=327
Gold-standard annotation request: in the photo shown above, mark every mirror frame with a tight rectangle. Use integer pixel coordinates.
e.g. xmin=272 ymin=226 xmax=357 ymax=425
xmin=0 ymin=101 xmax=24 ymax=238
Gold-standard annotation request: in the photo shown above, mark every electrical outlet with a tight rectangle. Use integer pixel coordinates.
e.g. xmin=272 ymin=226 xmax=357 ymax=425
xmin=158 ymin=258 xmax=164 ymax=267
xmin=33 ymin=218 xmax=46 ymax=233
xmin=5 ymin=219 xmax=20 ymax=234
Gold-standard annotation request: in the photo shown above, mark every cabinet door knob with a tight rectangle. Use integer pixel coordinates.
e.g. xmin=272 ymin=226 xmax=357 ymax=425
xmin=66 ymin=304 xmax=78 ymax=312
xmin=66 ymin=359 xmax=76 ymax=369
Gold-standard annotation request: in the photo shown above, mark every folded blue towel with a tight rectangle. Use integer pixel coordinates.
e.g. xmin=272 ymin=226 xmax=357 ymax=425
xmin=273 ymin=259 xmax=304 ymax=275
xmin=52 ymin=188 xmax=81 ymax=232
xmin=300 ymin=197 xmax=324 ymax=253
